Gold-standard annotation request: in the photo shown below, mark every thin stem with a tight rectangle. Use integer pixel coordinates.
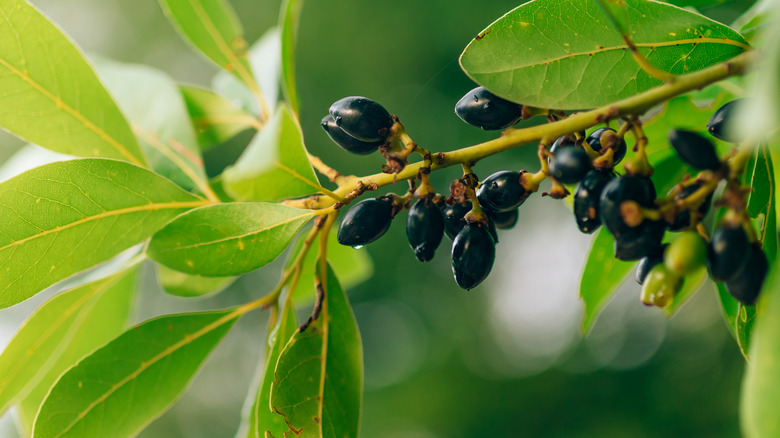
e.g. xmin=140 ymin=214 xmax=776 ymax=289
xmin=623 ymin=35 xmax=677 ymax=82
xmin=285 ymin=51 xmax=754 ymax=211
xmin=308 ymin=153 xmax=345 ymax=185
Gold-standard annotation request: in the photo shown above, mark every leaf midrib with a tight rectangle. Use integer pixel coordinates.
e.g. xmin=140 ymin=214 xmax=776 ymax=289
xmin=0 ymin=54 xmax=143 ymax=165
xmin=0 ymin=200 xmax=209 ymax=254
xmin=466 ymin=38 xmax=750 ymax=74
xmin=47 ymin=310 xmax=241 ymax=438
xmin=154 ymin=210 xmax=315 ymax=253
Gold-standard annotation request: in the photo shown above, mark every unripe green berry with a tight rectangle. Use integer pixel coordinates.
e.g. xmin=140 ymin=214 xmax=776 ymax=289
xmin=664 ymin=231 xmax=707 ymax=275
xmin=640 ymin=265 xmax=683 ymax=308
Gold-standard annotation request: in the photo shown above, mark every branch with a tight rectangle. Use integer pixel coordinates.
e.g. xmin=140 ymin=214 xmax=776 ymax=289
xmin=294 ymin=50 xmax=755 ymax=211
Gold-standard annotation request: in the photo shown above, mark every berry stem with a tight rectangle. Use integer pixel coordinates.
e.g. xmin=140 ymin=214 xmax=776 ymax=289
xmin=308 ymin=153 xmax=346 ymax=185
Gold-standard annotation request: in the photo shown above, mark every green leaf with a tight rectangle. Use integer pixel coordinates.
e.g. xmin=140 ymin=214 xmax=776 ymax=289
xmin=0 ymin=268 xmax=136 ymax=417
xmin=580 ymin=228 xmax=635 ymax=333
xmin=286 ymin=229 xmax=373 ymax=304
xmin=459 ymin=0 xmax=749 ymax=110
xmin=147 ymin=202 xmax=314 ymax=276
xmin=270 ymin=263 xmax=363 ymax=437
xmin=717 ymin=144 xmax=777 ymax=357
xmin=16 ymin=268 xmax=137 ymax=434
xmin=213 ymin=27 xmax=281 ymax=117
xmin=247 ymin=304 xmax=298 ymax=438
xmin=158 ymin=0 xmax=262 ymax=105
xmin=180 ymin=85 xmax=260 ymax=151
xmin=0 ymin=0 xmax=144 ymax=165
xmin=156 ymin=263 xmax=236 ymax=298
xmin=222 ymin=104 xmax=321 ymax=202
xmin=33 ymin=309 xmax=241 ymax=438
xmin=741 ymin=259 xmax=780 ymax=438
xmin=594 ymin=0 xmax=631 ymax=35
xmin=280 ymin=0 xmax=304 ymax=114
xmin=92 ymin=57 xmax=208 ymax=192
xmin=0 ymin=158 xmax=205 ymax=309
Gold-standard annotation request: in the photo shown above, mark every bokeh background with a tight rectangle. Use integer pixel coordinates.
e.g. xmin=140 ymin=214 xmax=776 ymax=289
xmin=0 ymin=0 xmax=760 ymax=437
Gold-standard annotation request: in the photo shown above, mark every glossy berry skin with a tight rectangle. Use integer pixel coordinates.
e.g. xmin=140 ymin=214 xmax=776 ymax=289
xmin=549 ymin=136 xmax=575 ymax=156
xmin=321 ymin=115 xmax=383 ymax=155
xmin=708 ymin=99 xmax=744 ymax=143
xmin=451 ymin=223 xmax=496 ymax=290
xmin=668 ymin=130 xmax=722 ymax=171
xmin=708 ymin=222 xmax=751 ymax=282
xmin=441 ymin=202 xmax=498 ymax=242
xmin=442 ymin=202 xmax=471 ymax=240
xmin=614 ymin=219 xmax=666 ymax=261
xmin=599 ymin=175 xmax=657 ymax=240
xmin=725 ymin=243 xmax=768 ymax=305
xmin=476 ymin=170 xmax=527 ymax=212
xmin=548 ymin=146 xmax=593 ymax=184
xmin=406 ymin=199 xmax=446 ymax=262
xmin=586 ymin=128 xmax=627 ymax=165
xmin=337 ymin=197 xmax=395 ymax=247
xmin=455 ymin=86 xmax=523 ymax=130
xmin=667 ymin=182 xmax=713 ymax=231
xmin=635 ymin=244 xmax=668 ymax=285
xmin=573 ymin=170 xmax=613 ymax=234
xmin=489 ymin=208 xmax=519 ymax=229
xmin=329 ymin=96 xmax=392 ymax=142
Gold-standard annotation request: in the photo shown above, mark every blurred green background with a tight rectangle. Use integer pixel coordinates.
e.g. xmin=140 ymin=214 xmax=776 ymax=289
xmin=0 ymin=0 xmax=760 ymax=437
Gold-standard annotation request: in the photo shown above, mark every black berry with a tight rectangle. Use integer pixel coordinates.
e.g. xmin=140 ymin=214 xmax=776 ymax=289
xmin=548 ymin=146 xmax=593 ymax=184
xmin=668 ymin=129 xmax=722 ymax=171
xmin=586 ymin=128 xmax=627 ymax=165
xmin=451 ymin=223 xmax=496 ymax=290
xmin=635 ymin=244 xmax=668 ymax=285
xmin=599 ymin=175 xmax=657 ymax=240
xmin=455 ymin=86 xmax=523 ymax=131
xmin=708 ymin=222 xmax=751 ymax=282
xmin=549 ymin=136 xmax=575 ymax=156
xmin=442 ymin=202 xmax=471 ymax=240
xmin=476 ymin=170 xmax=528 ymax=212
xmin=489 ymin=208 xmax=519 ymax=229
xmin=337 ymin=196 xmax=395 ymax=247
xmin=573 ymin=169 xmax=613 ymax=234
xmin=321 ymin=115 xmax=383 ymax=155
xmin=667 ymin=182 xmax=713 ymax=231
xmin=725 ymin=243 xmax=768 ymax=305
xmin=708 ymin=99 xmax=745 ymax=143
xmin=406 ymin=198 xmax=446 ymax=262
xmin=329 ymin=96 xmax=393 ymax=142
xmin=614 ymin=219 xmax=666 ymax=261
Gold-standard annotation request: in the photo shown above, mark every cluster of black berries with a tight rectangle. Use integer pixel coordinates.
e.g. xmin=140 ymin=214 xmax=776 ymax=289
xmin=322 ymin=91 xmax=768 ymax=306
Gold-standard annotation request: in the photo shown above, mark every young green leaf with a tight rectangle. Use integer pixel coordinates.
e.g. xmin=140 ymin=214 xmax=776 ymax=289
xmin=580 ymin=228 xmax=635 ymax=333
xmin=158 ymin=0 xmax=269 ymax=116
xmin=0 ymin=268 xmax=136 ymax=417
xmin=459 ymin=0 xmax=749 ymax=110
xmin=270 ymin=264 xmax=363 ymax=437
xmin=280 ymin=0 xmax=304 ymax=114
xmin=248 ymin=303 xmax=298 ymax=438
xmin=147 ymin=202 xmax=315 ymax=276
xmin=32 ymin=309 xmax=242 ymax=438
xmin=741 ymin=259 xmax=780 ymax=438
xmin=92 ymin=57 xmax=209 ymax=193
xmin=717 ymin=144 xmax=777 ymax=357
xmin=213 ymin=27 xmax=281 ymax=118
xmin=156 ymin=264 xmax=236 ymax=298
xmin=286 ymin=229 xmax=373 ymax=304
xmin=0 ymin=0 xmax=144 ymax=165
xmin=0 ymin=158 xmax=206 ymax=309
xmin=180 ymin=85 xmax=261 ymax=151
xmin=222 ymin=104 xmax=321 ymax=202
xmin=16 ymin=268 xmax=137 ymax=434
